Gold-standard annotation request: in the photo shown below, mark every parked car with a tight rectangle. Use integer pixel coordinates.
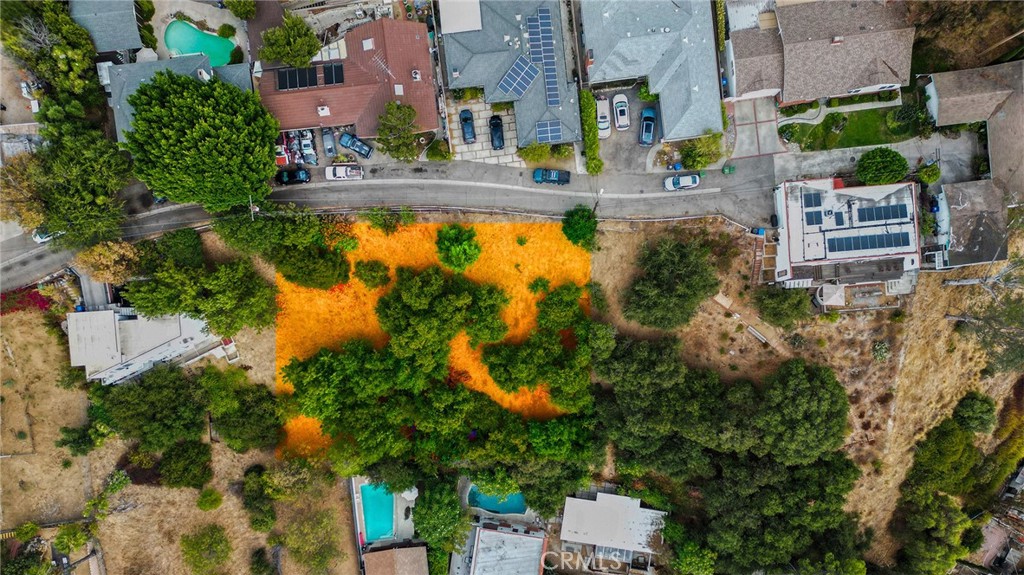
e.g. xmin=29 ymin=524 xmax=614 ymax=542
xmin=322 ymin=128 xmax=337 ymax=158
xmin=533 ymin=168 xmax=571 ymax=185
xmin=489 ymin=115 xmax=504 ymax=150
xmin=325 ymin=164 xmax=364 ymax=181
xmin=275 ymin=145 xmax=289 ymax=166
xmin=300 ymin=138 xmax=317 ymax=164
xmin=31 ymin=226 xmax=63 ymax=244
xmin=339 ymin=132 xmax=374 ymax=159
xmin=596 ymin=96 xmax=612 ymax=139
xmin=929 ymin=196 xmax=940 ymax=213
xmin=770 ymin=214 xmax=779 ymax=227
xmin=460 ymin=109 xmax=476 ymax=144
xmin=275 ymin=168 xmax=310 ymax=185
xmin=613 ymin=93 xmax=629 ymax=130
xmin=639 ymin=108 xmax=657 ymax=146
xmin=664 ymin=174 xmax=700 ymax=191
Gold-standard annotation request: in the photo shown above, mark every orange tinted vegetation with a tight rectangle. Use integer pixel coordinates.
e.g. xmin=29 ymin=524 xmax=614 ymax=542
xmin=275 ymin=222 xmax=590 ymax=453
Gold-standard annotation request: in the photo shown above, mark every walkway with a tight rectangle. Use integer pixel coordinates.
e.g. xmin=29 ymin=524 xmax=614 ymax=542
xmin=777 ymin=96 xmax=902 ymax=127
xmin=731 ymin=97 xmax=785 ymax=158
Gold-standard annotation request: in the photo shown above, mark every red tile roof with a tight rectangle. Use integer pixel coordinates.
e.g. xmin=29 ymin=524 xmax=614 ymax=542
xmin=257 ymin=18 xmax=438 ymax=137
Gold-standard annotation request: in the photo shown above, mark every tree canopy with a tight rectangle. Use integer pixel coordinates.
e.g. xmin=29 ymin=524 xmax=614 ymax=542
xmin=124 ymin=72 xmax=279 ymax=212
xmin=180 ymin=524 xmax=231 ymax=575
xmin=622 ymin=238 xmax=720 ymax=329
xmin=199 ymin=366 xmax=282 ymax=452
xmin=104 ymin=366 xmax=206 ymax=452
xmin=856 ymin=147 xmax=909 ymax=185
xmin=224 ymin=0 xmax=256 ymax=19
xmin=561 ymin=205 xmax=598 ymax=251
xmin=754 ymin=285 xmax=812 ymax=329
xmin=259 ymin=12 xmax=321 ymax=68
xmin=436 ymin=224 xmax=482 ymax=272
xmin=376 ymin=102 xmax=420 ymax=162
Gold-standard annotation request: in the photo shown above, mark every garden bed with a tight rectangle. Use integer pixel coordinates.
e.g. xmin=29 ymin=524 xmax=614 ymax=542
xmin=780 ymin=108 xmax=918 ymax=151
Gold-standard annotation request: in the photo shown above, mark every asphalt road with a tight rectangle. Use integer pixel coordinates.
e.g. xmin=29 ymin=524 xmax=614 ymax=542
xmin=0 ymin=157 xmax=777 ymax=291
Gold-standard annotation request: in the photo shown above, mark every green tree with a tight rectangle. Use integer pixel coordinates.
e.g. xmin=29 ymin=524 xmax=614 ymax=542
xmin=622 ymin=238 xmax=720 ymax=329
xmin=362 ymin=206 xmax=415 ymax=235
xmin=139 ymin=229 xmax=206 ymax=271
xmin=918 ymin=162 xmax=941 ymax=185
xmin=376 ymin=102 xmax=420 ymax=162
xmin=796 ymin=553 xmax=867 ymax=575
xmin=754 ymin=285 xmax=811 ymax=329
xmin=952 ymin=391 xmax=996 ymax=433
xmin=160 ymin=440 xmax=213 ymax=488
xmin=561 ymin=205 xmax=598 ymax=251
xmin=53 ymin=523 xmax=89 ymax=554
xmin=0 ymin=153 xmax=47 ymax=230
xmin=0 ymin=2 xmax=100 ymax=97
xmin=197 ymin=488 xmax=223 ymax=511
xmin=13 ymin=522 xmax=40 ymax=543
xmin=214 ymin=207 xmax=322 ymax=255
xmin=752 ymin=359 xmax=849 ymax=465
xmin=181 ymin=524 xmax=232 ymax=575
xmin=259 ymin=12 xmax=321 ymax=68
xmin=354 ymin=260 xmax=391 ymax=288
xmin=856 ymin=147 xmax=909 ymax=185
xmin=243 ymin=466 xmax=276 ymax=532
xmin=124 ymin=72 xmax=279 ymax=212
xmin=896 ymin=488 xmax=971 ymax=575
xmin=516 ymin=142 xmax=551 ymax=163
xmin=414 ymin=482 xmax=471 ymax=553
xmin=679 ymin=131 xmax=723 ymax=170
xmin=436 ymin=224 xmax=482 ymax=272
xmin=281 ymin=510 xmax=343 ymax=574
xmin=199 ymin=366 xmax=281 ymax=452
xmin=271 ymin=245 xmax=350 ymax=289
xmin=105 ymin=366 xmax=206 ymax=452
xmin=225 ymin=0 xmax=256 ymax=19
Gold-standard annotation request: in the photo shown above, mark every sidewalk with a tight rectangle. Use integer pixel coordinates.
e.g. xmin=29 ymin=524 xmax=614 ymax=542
xmin=777 ymin=96 xmax=902 ymax=127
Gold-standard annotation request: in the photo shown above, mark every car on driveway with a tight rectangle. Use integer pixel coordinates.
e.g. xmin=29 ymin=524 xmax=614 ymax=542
xmin=276 ymin=168 xmax=310 ymax=185
xmin=300 ymin=137 xmax=317 ymax=164
xmin=325 ymin=164 xmax=364 ymax=181
xmin=489 ymin=115 xmax=504 ymax=150
xmin=533 ymin=168 xmax=571 ymax=185
xmin=460 ymin=109 xmax=476 ymax=144
xmin=639 ymin=107 xmax=657 ymax=146
xmin=613 ymin=94 xmax=629 ymax=130
xmin=340 ymin=132 xmax=374 ymax=159
xmin=275 ymin=144 xmax=289 ymax=166
xmin=322 ymin=128 xmax=337 ymax=158
xmin=596 ymin=96 xmax=612 ymax=139
xmin=664 ymin=174 xmax=700 ymax=191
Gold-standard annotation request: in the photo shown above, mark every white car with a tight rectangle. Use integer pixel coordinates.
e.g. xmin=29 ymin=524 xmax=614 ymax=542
xmin=596 ymin=96 xmax=612 ymax=139
xmin=325 ymin=164 xmax=364 ymax=180
xmin=613 ymin=93 xmax=629 ymax=130
xmin=664 ymin=174 xmax=700 ymax=191
xmin=31 ymin=227 xmax=63 ymax=244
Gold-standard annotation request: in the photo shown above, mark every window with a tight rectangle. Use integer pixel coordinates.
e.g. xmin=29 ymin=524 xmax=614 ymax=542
xmin=323 ymin=63 xmax=344 ymax=85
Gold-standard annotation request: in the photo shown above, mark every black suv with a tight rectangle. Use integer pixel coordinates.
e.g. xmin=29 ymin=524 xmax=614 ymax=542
xmin=460 ymin=109 xmax=476 ymax=144
xmin=489 ymin=115 xmax=504 ymax=150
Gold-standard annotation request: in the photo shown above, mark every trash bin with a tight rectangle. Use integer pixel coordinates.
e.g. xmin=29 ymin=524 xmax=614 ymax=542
xmin=722 ymin=165 xmax=735 ymax=174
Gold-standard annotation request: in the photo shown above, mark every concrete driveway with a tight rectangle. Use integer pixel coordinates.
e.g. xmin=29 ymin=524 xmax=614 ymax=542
xmin=445 ymin=100 xmax=524 ymax=167
xmin=732 ymin=97 xmax=785 ymax=158
xmin=592 ymin=87 xmax=651 ymax=174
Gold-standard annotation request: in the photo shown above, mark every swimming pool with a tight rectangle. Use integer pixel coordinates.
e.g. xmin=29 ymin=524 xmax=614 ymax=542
xmin=360 ymin=483 xmax=395 ymax=543
xmin=164 ymin=20 xmax=235 ymax=67
xmin=468 ymin=485 xmax=528 ymax=514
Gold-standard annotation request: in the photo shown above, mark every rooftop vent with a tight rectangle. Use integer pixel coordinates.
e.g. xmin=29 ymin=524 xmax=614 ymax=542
xmin=362 ymin=38 xmax=374 ymax=51
xmin=317 ymin=105 xmax=331 ymax=117
xmin=395 ymin=84 xmax=404 ymax=96
xmin=412 ymin=69 xmax=421 ymax=81
xmin=197 ymin=69 xmax=210 ymax=81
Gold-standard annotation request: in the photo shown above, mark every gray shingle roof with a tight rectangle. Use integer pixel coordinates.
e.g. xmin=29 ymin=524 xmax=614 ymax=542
xmin=439 ymin=0 xmax=582 ymax=146
xmin=580 ymin=0 xmax=723 ymax=140
xmin=213 ymin=63 xmax=254 ymax=93
xmin=941 ymin=180 xmax=1008 ymax=268
xmin=70 ymin=0 xmax=142 ymax=54
xmin=931 ymin=61 xmax=1024 ymax=206
xmin=730 ymin=27 xmax=784 ymax=96
xmin=776 ymin=0 xmax=914 ymax=102
xmin=108 ymin=55 xmax=212 ymax=143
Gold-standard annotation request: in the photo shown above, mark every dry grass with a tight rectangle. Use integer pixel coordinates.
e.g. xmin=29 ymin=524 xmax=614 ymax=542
xmin=0 ymin=311 xmax=90 ymax=528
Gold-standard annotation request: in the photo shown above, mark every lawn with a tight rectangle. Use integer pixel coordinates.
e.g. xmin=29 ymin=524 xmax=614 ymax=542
xmin=782 ymin=108 xmax=917 ymax=152
xmin=275 ymin=221 xmax=592 ymax=455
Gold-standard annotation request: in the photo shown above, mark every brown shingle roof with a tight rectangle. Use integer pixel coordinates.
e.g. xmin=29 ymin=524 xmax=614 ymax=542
xmin=363 ymin=546 xmax=429 ymax=575
xmin=257 ymin=18 xmax=438 ymax=136
xmin=776 ymin=0 xmax=914 ymax=102
xmin=730 ymin=28 xmax=784 ymax=95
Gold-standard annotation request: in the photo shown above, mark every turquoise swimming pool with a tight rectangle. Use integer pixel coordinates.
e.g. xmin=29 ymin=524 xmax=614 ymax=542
xmin=468 ymin=485 xmax=527 ymax=514
xmin=360 ymin=483 xmax=395 ymax=543
xmin=164 ymin=20 xmax=235 ymax=67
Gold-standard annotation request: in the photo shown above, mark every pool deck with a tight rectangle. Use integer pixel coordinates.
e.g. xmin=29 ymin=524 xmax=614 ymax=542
xmin=350 ymin=476 xmax=417 ymax=554
xmin=151 ymin=0 xmax=248 ymax=62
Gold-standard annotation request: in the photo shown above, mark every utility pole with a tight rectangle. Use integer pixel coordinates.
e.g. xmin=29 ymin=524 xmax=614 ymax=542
xmin=248 ymin=194 xmax=259 ymax=221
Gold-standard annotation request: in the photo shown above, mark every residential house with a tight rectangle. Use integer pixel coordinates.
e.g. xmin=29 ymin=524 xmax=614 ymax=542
xmin=105 ymin=54 xmax=253 ymax=143
xmin=70 ymin=0 xmax=143 ymax=64
xmin=725 ymin=0 xmax=914 ymax=104
xmin=932 ymin=180 xmax=1008 ymax=269
xmin=363 ymin=546 xmax=429 ymax=575
xmin=560 ymin=493 xmax=667 ymax=574
xmin=254 ymin=17 xmax=438 ymax=136
xmin=67 ymin=310 xmax=233 ymax=385
xmin=772 ymin=178 xmax=921 ymax=299
xmin=579 ymin=0 xmax=722 ymax=141
xmin=438 ymin=0 xmax=582 ymax=146
xmin=458 ymin=522 xmax=547 ymax=575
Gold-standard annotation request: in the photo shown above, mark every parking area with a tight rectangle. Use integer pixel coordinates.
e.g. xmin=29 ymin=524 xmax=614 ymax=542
xmin=731 ymin=97 xmax=785 ymax=158
xmin=445 ymin=99 xmax=524 ymax=167
xmin=592 ymin=87 xmax=655 ymax=174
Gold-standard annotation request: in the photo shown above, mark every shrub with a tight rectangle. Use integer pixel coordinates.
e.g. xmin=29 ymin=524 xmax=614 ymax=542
xmin=217 ymin=23 xmax=236 ymax=38
xmin=160 ymin=440 xmax=213 ymax=489
xmin=551 ymin=143 xmax=574 ymax=159
xmin=879 ymin=89 xmax=900 ymax=101
xmin=517 ymin=142 xmax=551 ymax=163
xmin=136 ymin=0 xmax=156 ymax=21
xmin=229 ymin=45 xmax=244 ymax=65
xmin=920 ymin=211 xmax=937 ymax=236
xmin=580 ymin=90 xmax=604 ymax=174
xmin=354 ymin=260 xmax=391 ymax=288
xmin=778 ymin=124 xmax=798 ymax=141
xmin=885 ymin=109 xmax=904 ymax=132
xmin=452 ymin=87 xmax=484 ymax=101
xmin=197 ymin=488 xmax=223 ymax=511
xmin=250 ymin=548 xmax=275 ymax=575
xmin=181 ymin=524 xmax=232 ymax=575
xmin=13 ymin=522 xmax=40 ymax=543
xmin=528 ymin=277 xmax=550 ymax=294
xmin=856 ymin=147 xmax=908 ymax=185
xmin=623 ymin=238 xmax=720 ymax=329
xmin=714 ymin=0 xmax=726 ymax=50
xmin=872 ymin=340 xmax=891 ymax=361
xmin=271 ymin=245 xmax=349 ymax=290
xmin=282 ymin=510 xmax=343 ymax=573
xmin=140 ymin=23 xmax=157 ymax=49
xmin=638 ymin=81 xmax=659 ymax=102
xmin=436 ymin=224 xmax=482 ymax=272
xmin=425 ymin=139 xmax=453 ymax=161
xmin=561 ymin=205 xmax=598 ymax=251
xmin=823 ymin=112 xmax=846 ymax=133
xmin=679 ymin=131 xmax=723 ymax=170
xmin=827 ymin=98 xmax=841 ymax=108
xmin=952 ymin=391 xmax=996 ymax=433
xmin=362 ymin=207 xmax=413 ymax=235
xmin=779 ymin=101 xmax=819 ymax=117
xmin=54 ymin=523 xmax=89 ymax=554
xmin=491 ymin=101 xmax=514 ymax=112
xmin=243 ymin=465 xmax=276 ymax=531
xmin=754 ymin=285 xmax=811 ymax=329
xmin=720 ymin=102 xmax=729 ymax=131
xmin=918 ymin=162 xmax=941 ymax=184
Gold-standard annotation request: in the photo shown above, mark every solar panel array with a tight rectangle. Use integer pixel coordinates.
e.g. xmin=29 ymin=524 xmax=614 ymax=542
xmin=805 ymin=211 xmax=823 ymax=226
xmin=827 ymin=232 xmax=911 ymax=253
xmin=536 ymin=120 xmax=562 ymax=143
xmin=857 ymin=204 xmax=909 ymax=222
xmin=497 ymin=55 xmax=539 ymax=98
xmin=527 ymin=8 xmax=560 ymax=106
xmin=277 ymin=67 xmax=318 ymax=90
xmin=835 ymin=212 xmax=845 ymax=226
xmin=802 ymin=192 xmax=822 ymax=208
xmin=323 ymin=63 xmax=344 ymax=86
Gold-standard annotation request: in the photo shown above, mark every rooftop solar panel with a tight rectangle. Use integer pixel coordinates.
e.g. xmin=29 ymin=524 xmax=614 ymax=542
xmin=528 ymin=8 xmax=560 ymax=107
xmin=536 ymin=120 xmax=562 ymax=143
xmin=497 ymin=55 xmax=539 ymax=98
xmin=827 ymin=232 xmax=911 ymax=253
xmin=322 ymin=63 xmax=344 ymax=85
xmin=802 ymin=192 xmax=822 ymax=208
xmin=857 ymin=204 xmax=909 ymax=222
xmin=277 ymin=67 xmax=318 ymax=90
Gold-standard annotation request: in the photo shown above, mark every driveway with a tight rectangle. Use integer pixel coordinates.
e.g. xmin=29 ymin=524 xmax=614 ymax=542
xmin=731 ymin=97 xmax=785 ymax=158
xmin=445 ymin=99 xmax=524 ymax=167
xmin=592 ymin=87 xmax=651 ymax=174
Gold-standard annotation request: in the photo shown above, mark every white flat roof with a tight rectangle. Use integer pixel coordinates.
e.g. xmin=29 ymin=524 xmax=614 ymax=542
xmin=437 ymin=0 xmax=482 ymax=34
xmin=561 ymin=493 xmax=666 ymax=554
xmin=470 ymin=527 xmax=545 ymax=575
xmin=67 ymin=311 xmax=120 ymax=375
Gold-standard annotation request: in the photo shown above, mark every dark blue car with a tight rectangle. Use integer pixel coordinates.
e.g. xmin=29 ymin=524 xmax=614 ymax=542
xmin=639 ymin=107 xmax=657 ymax=147
xmin=460 ymin=109 xmax=476 ymax=144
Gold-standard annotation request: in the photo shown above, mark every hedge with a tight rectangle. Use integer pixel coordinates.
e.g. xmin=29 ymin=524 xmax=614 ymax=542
xmin=714 ymin=0 xmax=726 ymax=51
xmin=779 ymin=101 xmax=819 ymax=117
xmin=579 ymin=90 xmax=604 ymax=175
